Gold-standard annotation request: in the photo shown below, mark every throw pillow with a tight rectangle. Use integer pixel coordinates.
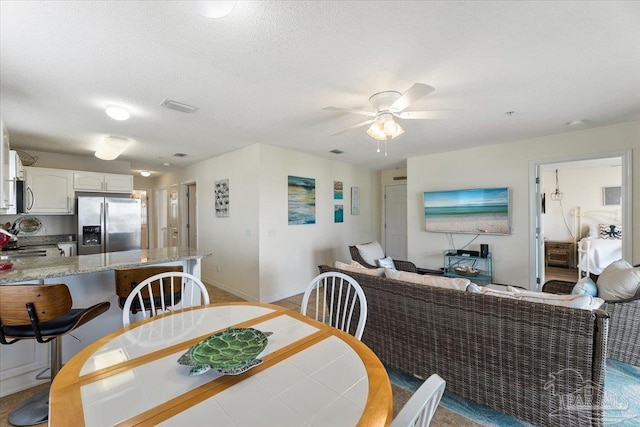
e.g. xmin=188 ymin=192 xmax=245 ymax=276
xmin=596 ymin=259 xmax=640 ymax=301
xmin=355 ymin=241 xmax=385 ymax=266
xmin=384 ymin=269 xmax=470 ymax=291
xmin=333 ymin=260 xmax=385 ymax=277
xmin=376 ymin=256 xmax=396 ymax=270
xmin=571 ymin=277 xmax=598 ymax=297
xmin=598 ymin=224 xmax=622 ymax=239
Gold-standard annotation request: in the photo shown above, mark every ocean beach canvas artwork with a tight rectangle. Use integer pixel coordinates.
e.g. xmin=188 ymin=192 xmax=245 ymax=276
xmin=424 ymin=187 xmax=510 ymax=235
xmin=288 ymin=175 xmax=316 ymax=225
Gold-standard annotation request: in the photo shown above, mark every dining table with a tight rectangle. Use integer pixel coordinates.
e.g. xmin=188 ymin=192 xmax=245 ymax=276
xmin=49 ymin=302 xmax=393 ymax=426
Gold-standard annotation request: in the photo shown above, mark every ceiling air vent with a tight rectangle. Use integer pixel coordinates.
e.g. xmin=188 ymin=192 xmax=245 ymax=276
xmin=173 ymin=153 xmax=187 ymax=157
xmin=161 ymin=98 xmax=200 ymax=114
xmin=330 ymin=149 xmax=344 ymax=154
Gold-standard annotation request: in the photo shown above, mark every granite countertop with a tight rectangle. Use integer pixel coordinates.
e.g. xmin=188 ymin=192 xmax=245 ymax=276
xmin=13 ymin=234 xmax=76 ymax=246
xmin=0 ymin=247 xmax=211 ymax=284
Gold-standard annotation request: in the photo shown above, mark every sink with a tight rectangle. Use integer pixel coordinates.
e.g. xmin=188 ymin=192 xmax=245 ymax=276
xmin=0 ymin=249 xmax=47 ymax=260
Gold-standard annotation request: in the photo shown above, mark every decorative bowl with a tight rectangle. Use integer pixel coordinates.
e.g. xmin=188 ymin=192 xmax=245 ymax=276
xmin=454 ymin=266 xmax=480 ymax=277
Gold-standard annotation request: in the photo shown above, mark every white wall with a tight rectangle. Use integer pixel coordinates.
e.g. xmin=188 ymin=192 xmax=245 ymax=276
xmin=257 ymin=144 xmax=380 ymax=302
xmin=156 ymin=145 xmax=262 ymax=301
xmin=542 ymin=167 xmax=621 ymax=242
xmin=407 ymin=121 xmax=639 ymax=288
xmin=154 ymin=143 xmax=380 ymax=302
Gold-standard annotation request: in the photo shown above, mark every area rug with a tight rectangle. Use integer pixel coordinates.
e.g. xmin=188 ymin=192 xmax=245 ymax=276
xmin=387 ymin=360 xmax=640 ymax=426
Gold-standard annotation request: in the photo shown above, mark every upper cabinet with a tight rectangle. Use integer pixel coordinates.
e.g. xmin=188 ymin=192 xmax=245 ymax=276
xmin=74 ymin=171 xmax=133 ymax=193
xmin=0 ymin=121 xmax=10 ymax=212
xmin=24 ymin=167 xmax=74 ymax=215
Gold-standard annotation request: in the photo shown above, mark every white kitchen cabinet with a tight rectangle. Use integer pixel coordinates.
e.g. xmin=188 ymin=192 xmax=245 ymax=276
xmin=74 ymin=171 xmax=133 ymax=193
xmin=0 ymin=120 xmax=10 ymax=212
xmin=24 ymin=167 xmax=74 ymax=214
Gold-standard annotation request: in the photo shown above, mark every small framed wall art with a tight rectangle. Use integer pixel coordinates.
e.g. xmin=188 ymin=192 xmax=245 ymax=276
xmin=215 ymin=179 xmax=229 ymax=217
xmin=351 ymin=187 xmax=360 ymax=215
xmin=334 ymin=181 xmax=343 ymax=200
xmin=603 ymin=186 xmax=621 ymax=206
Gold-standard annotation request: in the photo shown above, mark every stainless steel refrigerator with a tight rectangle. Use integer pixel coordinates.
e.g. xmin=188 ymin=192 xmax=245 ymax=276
xmin=77 ymin=196 xmax=141 ymax=255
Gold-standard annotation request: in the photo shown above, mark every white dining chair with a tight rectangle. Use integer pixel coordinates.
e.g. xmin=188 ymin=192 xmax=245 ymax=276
xmin=391 ymin=373 xmax=446 ymax=427
xmin=300 ymin=271 xmax=367 ymax=340
xmin=122 ymin=272 xmax=210 ymax=326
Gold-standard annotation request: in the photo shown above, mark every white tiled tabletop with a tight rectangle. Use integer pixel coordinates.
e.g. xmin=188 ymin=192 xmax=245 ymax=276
xmin=50 ymin=303 xmax=392 ymax=427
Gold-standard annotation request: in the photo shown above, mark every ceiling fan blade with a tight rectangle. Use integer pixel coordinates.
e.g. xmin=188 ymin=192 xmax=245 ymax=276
xmin=389 ymin=83 xmax=435 ymax=112
xmin=322 ymin=106 xmax=377 ymax=117
xmin=397 ymin=109 xmax=461 ymax=120
xmin=330 ymin=119 xmax=376 ymax=136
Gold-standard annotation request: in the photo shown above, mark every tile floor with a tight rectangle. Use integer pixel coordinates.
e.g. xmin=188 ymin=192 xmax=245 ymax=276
xmin=0 ymin=284 xmax=478 ymax=427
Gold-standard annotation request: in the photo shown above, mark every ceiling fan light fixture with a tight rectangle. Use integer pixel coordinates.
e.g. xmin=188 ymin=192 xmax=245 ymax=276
xmin=105 ymin=105 xmax=130 ymax=121
xmin=366 ymin=122 xmax=387 ymax=141
xmin=95 ymin=135 xmax=130 ymax=160
xmin=367 ymin=114 xmax=404 ymax=142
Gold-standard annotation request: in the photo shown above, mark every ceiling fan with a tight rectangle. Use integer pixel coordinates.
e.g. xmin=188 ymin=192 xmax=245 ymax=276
xmin=322 ymin=83 xmax=458 ymax=141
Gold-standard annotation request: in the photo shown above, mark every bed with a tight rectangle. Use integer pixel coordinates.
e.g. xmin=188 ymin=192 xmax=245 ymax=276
xmin=573 ymin=206 xmax=622 ymax=275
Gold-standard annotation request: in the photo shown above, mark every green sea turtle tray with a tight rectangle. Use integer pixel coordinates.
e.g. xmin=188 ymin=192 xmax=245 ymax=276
xmin=178 ymin=327 xmax=272 ymax=376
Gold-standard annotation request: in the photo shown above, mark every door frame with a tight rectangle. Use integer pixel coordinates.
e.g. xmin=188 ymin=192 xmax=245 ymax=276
xmin=528 ymin=150 xmax=632 ymax=289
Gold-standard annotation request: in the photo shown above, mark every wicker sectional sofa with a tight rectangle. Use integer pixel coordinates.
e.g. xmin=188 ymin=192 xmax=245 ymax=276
xmin=319 ymin=264 xmax=610 ymax=427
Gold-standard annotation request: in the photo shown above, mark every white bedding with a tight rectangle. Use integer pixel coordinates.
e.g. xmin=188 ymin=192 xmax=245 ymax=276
xmin=578 ymin=237 xmax=622 ymax=275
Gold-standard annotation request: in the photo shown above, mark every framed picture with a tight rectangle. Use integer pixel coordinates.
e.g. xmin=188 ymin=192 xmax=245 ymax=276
xmin=215 ymin=179 xmax=229 ymax=217
xmin=351 ymin=187 xmax=360 ymax=215
xmin=288 ymin=175 xmax=316 ymax=225
xmin=603 ymin=186 xmax=621 ymax=206
xmin=334 ymin=181 xmax=343 ymax=199
xmin=334 ymin=205 xmax=344 ymax=223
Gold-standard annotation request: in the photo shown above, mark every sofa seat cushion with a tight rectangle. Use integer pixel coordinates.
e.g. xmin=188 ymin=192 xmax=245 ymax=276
xmin=384 ymin=269 xmax=471 ymax=291
xmin=355 ymin=241 xmax=385 ymax=266
xmin=334 ymin=260 xmax=385 ymax=277
xmin=596 ymin=259 xmax=640 ymax=301
xmin=467 ymin=285 xmax=604 ymax=310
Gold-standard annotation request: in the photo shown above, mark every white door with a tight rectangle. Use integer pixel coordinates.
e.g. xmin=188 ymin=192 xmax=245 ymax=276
xmin=168 ymin=185 xmax=179 ymax=247
xmin=384 ymin=184 xmax=407 ymax=260
xmin=156 ymin=188 xmax=167 ymax=248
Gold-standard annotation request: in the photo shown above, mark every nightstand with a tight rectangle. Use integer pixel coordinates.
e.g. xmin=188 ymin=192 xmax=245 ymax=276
xmin=545 ymin=241 xmax=576 ymax=268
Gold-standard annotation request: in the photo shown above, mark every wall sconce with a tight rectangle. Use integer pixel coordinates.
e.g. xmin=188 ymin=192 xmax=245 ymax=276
xmin=95 ymin=136 xmax=130 ymax=161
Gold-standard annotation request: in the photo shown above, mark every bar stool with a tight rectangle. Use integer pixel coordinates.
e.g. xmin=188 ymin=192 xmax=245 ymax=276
xmin=114 ymin=265 xmax=184 ymax=313
xmin=0 ymin=284 xmax=110 ymax=426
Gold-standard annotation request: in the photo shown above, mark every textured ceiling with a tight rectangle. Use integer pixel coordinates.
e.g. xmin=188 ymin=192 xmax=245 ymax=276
xmin=1 ymin=1 xmax=639 ymax=176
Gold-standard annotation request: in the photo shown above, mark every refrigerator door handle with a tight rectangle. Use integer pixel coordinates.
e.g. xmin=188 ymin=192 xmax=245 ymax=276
xmin=101 ymin=203 xmax=109 ymax=252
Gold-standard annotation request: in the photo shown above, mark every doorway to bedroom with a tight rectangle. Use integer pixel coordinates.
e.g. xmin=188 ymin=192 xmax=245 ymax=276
xmin=530 ymin=151 xmax=631 ymax=289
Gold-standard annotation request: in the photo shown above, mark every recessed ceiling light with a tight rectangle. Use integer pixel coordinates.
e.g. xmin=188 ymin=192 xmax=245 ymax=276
xmin=140 ymin=171 xmax=151 ymax=177
xmin=330 ymin=149 xmax=344 ymax=154
xmin=105 ymin=105 xmax=130 ymax=121
xmin=95 ymin=135 xmax=130 ymax=160
xmin=162 ymin=162 xmax=171 ymax=166
xmin=189 ymin=1 xmax=237 ymax=18
xmin=566 ymin=120 xmax=584 ymax=126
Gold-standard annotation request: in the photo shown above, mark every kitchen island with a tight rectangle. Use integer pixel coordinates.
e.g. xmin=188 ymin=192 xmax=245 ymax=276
xmin=0 ymin=247 xmax=211 ymax=396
